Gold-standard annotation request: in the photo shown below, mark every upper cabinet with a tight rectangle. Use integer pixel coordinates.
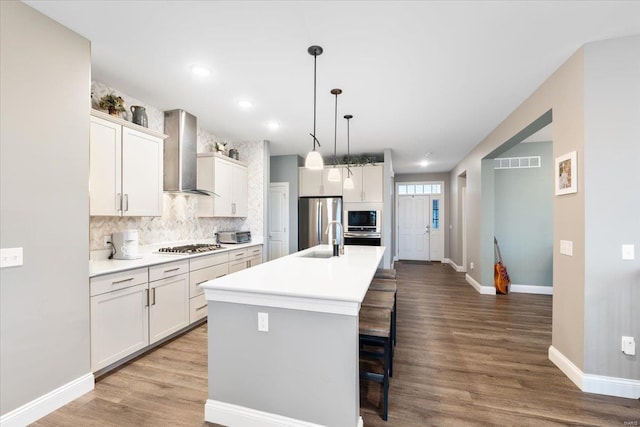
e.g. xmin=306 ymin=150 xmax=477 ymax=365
xmin=299 ymin=167 xmax=344 ymax=197
xmin=197 ymin=153 xmax=248 ymax=217
xmin=90 ymin=110 xmax=165 ymax=217
xmin=342 ymin=165 xmax=384 ymax=203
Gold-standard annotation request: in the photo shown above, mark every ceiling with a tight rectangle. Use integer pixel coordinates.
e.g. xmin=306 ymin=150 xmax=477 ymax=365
xmin=25 ymin=1 xmax=640 ymax=174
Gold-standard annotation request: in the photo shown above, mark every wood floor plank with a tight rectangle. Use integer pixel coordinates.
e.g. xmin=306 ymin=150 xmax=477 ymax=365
xmin=33 ymin=261 xmax=637 ymax=426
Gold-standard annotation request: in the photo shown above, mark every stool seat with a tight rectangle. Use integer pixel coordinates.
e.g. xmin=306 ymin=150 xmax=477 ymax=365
xmin=369 ymin=278 xmax=397 ymax=293
xmin=359 ymin=306 xmax=391 ymax=338
xmin=375 ymin=268 xmax=396 ymax=280
xmin=362 ymin=289 xmax=395 ymax=311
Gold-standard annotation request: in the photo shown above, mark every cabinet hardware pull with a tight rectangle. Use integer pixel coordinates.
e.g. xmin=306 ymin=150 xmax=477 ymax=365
xmin=152 ymin=288 xmax=156 ymax=305
xmin=235 ymin=253 xmax=244 ymax=257
xmin=124 ymin=194 xmax=129 ymax=212
xmin=145 ymin=289 xmax=149 ymax=307
xmin=196 ymin=280 xmax=208 ymax=286
xmin=252 ymin=249 xmax=260 ymax=253
xmin=216 ymin=274 xmax=227 ymax=278
xmin=196 ymin=304 xmax=207 ymax=311
xmin=112 ymin=278 xmax=134 ymax=285
xmin=164 ymin=267 xmax=180 ymax=273
xmin=117 ymin=193 xmax=122 ymax=211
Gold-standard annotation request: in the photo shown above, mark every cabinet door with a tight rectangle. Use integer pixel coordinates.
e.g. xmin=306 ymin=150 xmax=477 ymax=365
xmin=196 ymin=155 xmax=215 ymax=217
xmin=362 ymin=165 xmax=384 ymax=202
xmin=90 ymin=283 xmax=149 ymax=371
xmin=232 ymin=163 xmax=248 ymax=217
xmin=149 ymin=273 xmax=190 ymax=344
xmin=122 ymin=127 xmax=163 ymax=216
xmin=322 ymin=167 xmax=343 ymax=196
xmin=229 ymin=259 xmax=247 ymax=274
xmin=214 ymin=157 xmax=233 ymax=217
xmin=342 ymin=167 xmax=364 ymax=202
xmin=90 ymin=116 xmax=122 ymax=216
xmin=299 ymin=168 xmax=322 ymax=196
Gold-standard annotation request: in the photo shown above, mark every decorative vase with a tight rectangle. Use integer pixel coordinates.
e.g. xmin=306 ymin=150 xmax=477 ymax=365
xmin=229 ymin=149 xmax=239 ymax=160
xmin=130 ymin=105 xmax=148 ymax=127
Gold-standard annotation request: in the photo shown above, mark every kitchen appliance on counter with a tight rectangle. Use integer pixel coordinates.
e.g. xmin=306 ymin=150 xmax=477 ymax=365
xmin=217 ymin=231 xmax=252 ymax=244
xmin=344 ymin=210 xmax=381 ymax=246
xmin=299 ymin=197 xmax=343 ymax=251
xmin=112 ymin=230 xmax=142 ymax=260
xmin=156 ymin=243 xmax=222 ymax=254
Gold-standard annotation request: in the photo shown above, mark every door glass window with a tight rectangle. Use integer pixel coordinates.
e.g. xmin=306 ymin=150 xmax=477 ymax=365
xmin=432 ymin=199 xmax=440 ymax=230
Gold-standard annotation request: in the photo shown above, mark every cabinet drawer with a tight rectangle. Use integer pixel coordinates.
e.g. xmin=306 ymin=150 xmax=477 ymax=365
xmin=190 ymin=251 xmax=229 ymax=271
xmin=248 ymin=246 xmax=263 ymax=257
xmin=229 ymin=259 xmax=247 ymax=274
xmin=91 ymin=267 xmax=148 ymax=297
xmin=190 ymin=294 xmax=208 ymax=323
xmin=247 ymin=254 xmax=262 ymax=268
xmin=189 ymin=263 xmax=228 ymax=298
xmin=149 ymin=259 xmax=189 ymax=282
xmin=228 ymin=248 xmax=248 ymax=260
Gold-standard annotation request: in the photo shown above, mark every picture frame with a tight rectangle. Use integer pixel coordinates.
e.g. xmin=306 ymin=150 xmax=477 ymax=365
xmin=555 ymin=151 xmax=577 ymax=195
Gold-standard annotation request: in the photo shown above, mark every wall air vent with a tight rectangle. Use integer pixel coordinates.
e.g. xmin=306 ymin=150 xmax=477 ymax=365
xmin=494 ymin=156 xmax=541 ymax=170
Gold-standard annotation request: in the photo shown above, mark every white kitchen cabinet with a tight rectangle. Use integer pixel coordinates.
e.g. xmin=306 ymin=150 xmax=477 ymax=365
xmin=90 ymin=268 xmax=149 ymax=372
xmin=228 ymin=245 xmax=263 ymax=273
xmin=299 ymin=167 xmax=343 ymax=197
xmin=148 ymin=261 xmax=190 ymax=344
xmin=197 ymin=153 xmax=248 ymax=217
xmin=90 ymin=110 xmax=165 ymax=217
xmin=189 ymin=252 xmax=229 ymax=323
xmin=342 ymin=165 xmax=383 ymax=203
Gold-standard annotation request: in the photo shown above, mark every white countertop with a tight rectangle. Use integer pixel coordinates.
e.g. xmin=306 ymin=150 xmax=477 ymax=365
xmin=89 ymin=238 xmax=263 ymax=277
xmin=201 ymin=244 xmax=386 ymax=316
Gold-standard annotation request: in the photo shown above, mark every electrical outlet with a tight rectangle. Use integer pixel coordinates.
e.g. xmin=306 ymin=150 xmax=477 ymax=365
xmin=258 ymin=312 xmax=269 ymax=332
xmin=103 ymin=236 xmax=112 ymax=248
xmin=470 ymin=262 xmax=474 ymax=270
xmin=1 ymin=247 xmax=23 ymax=268
xmin=622 ymin=336 xmax=636 ymax=356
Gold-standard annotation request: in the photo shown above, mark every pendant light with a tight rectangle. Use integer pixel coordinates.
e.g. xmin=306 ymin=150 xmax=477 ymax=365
xmin=343 ymin=114 xmax=354 ymax=189
xmin=327 ymin=88 xmax=342 ymax=182
xmin=305 ymin=45 xmax=324 ymax=170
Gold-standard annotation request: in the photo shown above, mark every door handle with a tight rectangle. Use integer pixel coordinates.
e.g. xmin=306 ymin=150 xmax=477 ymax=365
xmin=151 ymin=288 xmax=156 ymax=305
xmin=124 ymin=194 xmax=129 ymax=212
xmin=117 ymin=193 xmax=122 ymax=212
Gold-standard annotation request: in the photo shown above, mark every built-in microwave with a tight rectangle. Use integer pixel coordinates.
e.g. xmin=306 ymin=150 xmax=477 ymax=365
xmin=345 ymin=210 xmax=381 ymax=233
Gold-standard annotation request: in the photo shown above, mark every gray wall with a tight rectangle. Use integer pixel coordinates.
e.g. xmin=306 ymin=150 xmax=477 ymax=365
xmin=208 ymin=302 xmax=359 ymax=426
xmin=270 ymin=155 xmax=303 ymax=253
xmin=1 ymin=1 xmax=91 ymax=415
xmin=395 ymin=172 xmax=451 ymax=259
xmin=583 ymin=36 xmax=640 ymax=379
xmin=495 ymin=141 xmax=553 ymax=287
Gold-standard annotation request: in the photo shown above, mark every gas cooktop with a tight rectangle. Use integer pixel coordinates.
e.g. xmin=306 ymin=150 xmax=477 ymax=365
xmin=156 ymin=243 xmax=222 ymax=254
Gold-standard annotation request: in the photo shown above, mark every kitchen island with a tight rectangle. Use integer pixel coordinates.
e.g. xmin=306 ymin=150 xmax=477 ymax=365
xmin=201 ymin=244 xmax=386 ymax=427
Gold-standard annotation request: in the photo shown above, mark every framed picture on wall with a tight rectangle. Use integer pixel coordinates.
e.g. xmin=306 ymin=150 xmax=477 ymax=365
xmin=555 ymin=151 xmax=577 ymax=195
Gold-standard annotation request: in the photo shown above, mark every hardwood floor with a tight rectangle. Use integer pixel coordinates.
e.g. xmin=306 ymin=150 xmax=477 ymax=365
xmin=34 ymin=262 xmax=637 ymax=426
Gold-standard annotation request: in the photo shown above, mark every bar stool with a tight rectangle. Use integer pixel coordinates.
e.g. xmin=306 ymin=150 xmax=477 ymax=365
xmin=362 ymin=289 xmax=395 ymax=376
xmin=359 ymin=306 xmax=391 ymax=421
xmin=369 ymin=278 xmax=397 ymax=347
xmin=375 ymin=268 xmax=396 ymax=280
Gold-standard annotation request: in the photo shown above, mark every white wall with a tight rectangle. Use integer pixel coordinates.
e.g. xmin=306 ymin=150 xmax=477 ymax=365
xmin=1 ymin=0 xmax=91 ymax=415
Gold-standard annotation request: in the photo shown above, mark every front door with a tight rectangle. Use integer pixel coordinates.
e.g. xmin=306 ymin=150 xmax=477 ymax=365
xmin=398 ymin=195 xmax=430 ymax=260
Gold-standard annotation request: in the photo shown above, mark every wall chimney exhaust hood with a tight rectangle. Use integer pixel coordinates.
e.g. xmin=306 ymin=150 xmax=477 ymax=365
xmin=163 ymin=109 xmax=217 ymax=196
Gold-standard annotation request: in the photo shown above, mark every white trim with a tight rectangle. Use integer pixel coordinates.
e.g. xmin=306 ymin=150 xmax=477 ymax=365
xmin=0 ymin=373 xmax=94 ymax=427
xmin=548 ymin=345 xmax=640 ymax=399
xmin=204 ymin=289 xmax=360 ymax=316
xmin=442 ymin=258 xmax=465 ymax=272
xmin=465 ymin=274 xmax=496 ymax=294
xmin=205 ymin=399 xmax=361 ymax=427
xmin=510 ymin=284 xmax=553 ymax=295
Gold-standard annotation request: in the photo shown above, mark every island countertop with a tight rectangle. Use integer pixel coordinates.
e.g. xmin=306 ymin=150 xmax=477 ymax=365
xmin=201 ymin=244 xmax=385 ymax=316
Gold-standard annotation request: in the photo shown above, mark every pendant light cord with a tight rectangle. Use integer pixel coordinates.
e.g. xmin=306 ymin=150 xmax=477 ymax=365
xmin=312 ymin=53 xmax=318 ymax=149
xmin=346 ymin=115 xmax=351 ymax=176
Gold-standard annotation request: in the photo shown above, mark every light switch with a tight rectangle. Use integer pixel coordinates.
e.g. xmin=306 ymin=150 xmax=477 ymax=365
xmin=560 ymin=240 xmax=573 ymax=256
xmin=622 ymin=244 xmax=635 ymax=260
xmin=258 ymin=312 xmax=269 ymax=332
xmin=622 ymin=336 xmax=635 ymax=356
xmin=1 ymin=247 xmax=23 ymax=268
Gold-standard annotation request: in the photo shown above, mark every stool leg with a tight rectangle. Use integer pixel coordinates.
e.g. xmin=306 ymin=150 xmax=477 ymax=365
xmin=383 ymin=336 xmax=390 ymax=421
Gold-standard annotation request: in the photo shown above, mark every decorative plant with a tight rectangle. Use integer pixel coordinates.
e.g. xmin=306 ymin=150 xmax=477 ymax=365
xmin=214 ymin=141 xmax=227 ymax=153
xmin=98 ymin=93 xmax=126 ymax=115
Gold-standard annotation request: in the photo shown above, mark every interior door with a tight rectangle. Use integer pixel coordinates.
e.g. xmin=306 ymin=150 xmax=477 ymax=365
xmin=268 ymin=183 xmax=289 ymax=260
xmin=398 ymin=195 xmax=430 ymax=260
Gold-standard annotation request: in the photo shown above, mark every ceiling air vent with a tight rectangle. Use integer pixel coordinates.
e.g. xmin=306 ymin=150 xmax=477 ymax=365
xmin=494 ymin=156 xmax=542 ymax=170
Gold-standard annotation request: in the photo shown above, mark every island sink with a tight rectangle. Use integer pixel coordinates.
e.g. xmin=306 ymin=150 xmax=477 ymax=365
xmin=299 ymin=250 xmax=334 ymax=259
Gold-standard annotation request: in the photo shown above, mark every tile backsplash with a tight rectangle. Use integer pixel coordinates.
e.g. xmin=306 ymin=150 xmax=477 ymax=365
xmin=90 ymin=81 xmax=264 ymax=250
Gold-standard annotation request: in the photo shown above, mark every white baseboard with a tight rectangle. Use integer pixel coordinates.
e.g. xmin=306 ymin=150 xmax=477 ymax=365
xmin=465 ymin=274 xmax=496 ymax=295
xmin=548 ymin=345 xmax=640 ymax=399
xmin=0 ymin=373 xmax=94 ymax=427
xmin=442 ymin=258 xmax=465 ymax=272
xmin=205 ymin=399 xmax=361 ymax=427
xmin=510 ymin=284 xmax=553 ymax=295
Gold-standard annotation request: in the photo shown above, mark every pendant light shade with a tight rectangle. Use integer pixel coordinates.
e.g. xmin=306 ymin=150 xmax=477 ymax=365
xmin=343 ymin=114 xmax=354 ymax=189
xmin=327 ymin=88 xmax=343 ymax=182
xmin=305 ymin=45 xmax=324 ymax=170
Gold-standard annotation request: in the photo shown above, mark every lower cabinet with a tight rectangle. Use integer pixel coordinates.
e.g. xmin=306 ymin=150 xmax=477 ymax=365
xmin=189 ymin=251 xmax=229 ymax=323
xmin=148 ymin=273 xmax=190 ymax=344
xmin=228 ymin=246 xmax=263 ymax=273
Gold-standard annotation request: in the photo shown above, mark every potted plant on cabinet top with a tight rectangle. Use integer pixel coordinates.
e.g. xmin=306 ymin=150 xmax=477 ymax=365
xmin=98 ymin=93 xmax=126 ymax=116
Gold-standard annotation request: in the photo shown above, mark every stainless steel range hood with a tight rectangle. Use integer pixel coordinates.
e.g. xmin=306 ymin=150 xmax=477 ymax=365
xmin=163 ymin=109 xmax=216 ymax=196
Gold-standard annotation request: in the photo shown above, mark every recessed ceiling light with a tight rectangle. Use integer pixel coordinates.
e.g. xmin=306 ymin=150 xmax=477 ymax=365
xmin=420 ymin=160 xmax=429 ymax=167
xmin=190 ymin=64 xmax=211 ymax=76
xmin=238 ymin=100 xmax=253 ymax=109
xmin=267 ymin=121 xmax=280 ymax=130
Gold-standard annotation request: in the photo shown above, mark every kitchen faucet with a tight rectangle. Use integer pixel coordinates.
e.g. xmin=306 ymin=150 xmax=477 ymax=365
xmin=325 ymin=220 xmax=344 ymax=257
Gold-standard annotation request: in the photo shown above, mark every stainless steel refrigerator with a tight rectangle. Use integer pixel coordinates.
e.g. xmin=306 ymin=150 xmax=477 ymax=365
xmin=298 ymin=197 xmax=343 ymax=250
